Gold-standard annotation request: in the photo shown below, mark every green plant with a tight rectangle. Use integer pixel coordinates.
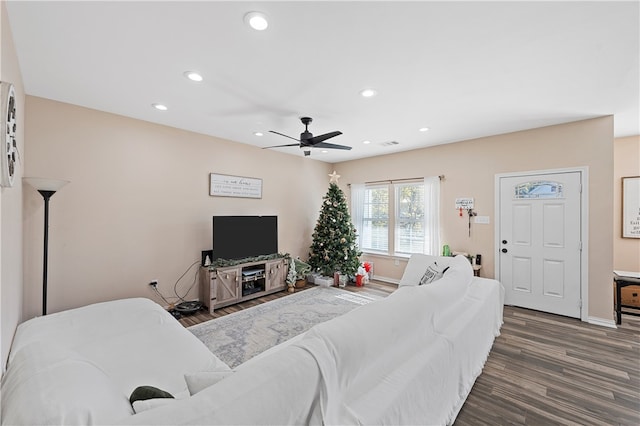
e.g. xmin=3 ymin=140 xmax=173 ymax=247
xmin=293 ymin=258 xmax=311 ymax=280
xmin=286 ymin=257 xmax=297 ymax=285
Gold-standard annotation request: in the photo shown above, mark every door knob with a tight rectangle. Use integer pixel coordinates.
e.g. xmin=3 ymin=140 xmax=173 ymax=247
xmin=502 ymin=240 xmax=508 ymax=244
xmin=501 ymin=248 xmax=508 ymax=253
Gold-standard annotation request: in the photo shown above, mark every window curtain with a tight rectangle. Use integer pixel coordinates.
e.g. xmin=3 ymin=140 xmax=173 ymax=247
xmin=423 ymin=176 xmax=441 ymax=255
xmin=350 ymin=183 xmax=365 ymax=250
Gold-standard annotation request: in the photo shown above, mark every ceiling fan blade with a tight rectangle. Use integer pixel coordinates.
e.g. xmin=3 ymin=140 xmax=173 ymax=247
xmin=268 ymin=130 xmax=300 ymax=142
xmin=307 ymin=131 xmax=342 ymax=145
xmin=262 ymin=143 xmax=301 ymax=149
xmin=312 ymin=141 xmax=352 ymax=150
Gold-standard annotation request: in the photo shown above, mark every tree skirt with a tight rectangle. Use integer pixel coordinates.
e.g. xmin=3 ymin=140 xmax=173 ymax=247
xmin=188 ymin=286 xmax=380 ymax=368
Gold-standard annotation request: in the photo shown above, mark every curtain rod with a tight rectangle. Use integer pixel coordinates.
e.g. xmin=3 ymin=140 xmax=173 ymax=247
xmin=347 ymin=175 xmax=444 ymax=186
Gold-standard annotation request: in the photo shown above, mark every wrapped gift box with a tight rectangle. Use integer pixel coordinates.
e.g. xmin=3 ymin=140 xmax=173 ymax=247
xmin=314 ymin=276 xmax=334 ymax=287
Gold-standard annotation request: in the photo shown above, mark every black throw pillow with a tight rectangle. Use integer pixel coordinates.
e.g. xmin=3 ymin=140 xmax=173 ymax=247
xmin=129 ymin=385 xmax=174 ymax=404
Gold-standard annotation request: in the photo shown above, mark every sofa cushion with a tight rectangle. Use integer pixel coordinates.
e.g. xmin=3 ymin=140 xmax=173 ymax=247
xmin=441 ymin=254 xmax=474 ymax=283
xmin=7 ymin=298 xmax=230 ymax=399
xmin=399 ymin=254 xmax=455 ymax=287
xmin=132 ymin=398 xmax=178 ymax=414
xmin=1 ymin=341 xmax=133 ymax=425
xmin=422 ymin=255 xmax=475 ymax=318
xmin=184 ymin=371 xmax=234 ymax=395
xmin=419 ymin=262 xmax=449 ymax=285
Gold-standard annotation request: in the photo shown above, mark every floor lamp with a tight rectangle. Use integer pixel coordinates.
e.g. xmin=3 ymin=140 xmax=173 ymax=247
xmin=24 ymin=177 xmax=69 ymax=316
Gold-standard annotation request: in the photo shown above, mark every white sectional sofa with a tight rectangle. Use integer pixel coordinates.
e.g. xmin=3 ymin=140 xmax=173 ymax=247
xmin=1 ymin=298 xmax=230 ymax=425
xmin=1 ymin=254 xmax=503 ymax=425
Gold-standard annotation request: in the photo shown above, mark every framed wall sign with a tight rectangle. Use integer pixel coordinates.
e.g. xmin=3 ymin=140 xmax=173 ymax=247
xmin=210 ymin=173 xmax=262 ymax=199
xmin=622 ymin=176 xmax=640 ymax=238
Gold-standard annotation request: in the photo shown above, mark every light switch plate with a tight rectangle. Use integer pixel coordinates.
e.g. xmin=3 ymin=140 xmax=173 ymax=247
xmin=474 ymin=216 xmax=490 ymax=224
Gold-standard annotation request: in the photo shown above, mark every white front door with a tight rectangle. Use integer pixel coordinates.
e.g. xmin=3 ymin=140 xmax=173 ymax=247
xmin=498 ymin=171 xmax=582 ymax=318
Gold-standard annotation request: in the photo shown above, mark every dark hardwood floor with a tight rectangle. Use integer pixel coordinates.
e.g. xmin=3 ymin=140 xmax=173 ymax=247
xmin=456 ymin=307 xmax=640 ymax=426
xmin=179 ymin=281 xmax=640 ymax=425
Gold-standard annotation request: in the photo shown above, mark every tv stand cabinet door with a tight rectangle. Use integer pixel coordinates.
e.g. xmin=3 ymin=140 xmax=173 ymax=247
xmin=266 ymin=258 xmax=287 ymax=292
xmin=200 ymin=267 xmax=217 ymax=314
xmin=216 ymin=266 xmax=241 ymax=306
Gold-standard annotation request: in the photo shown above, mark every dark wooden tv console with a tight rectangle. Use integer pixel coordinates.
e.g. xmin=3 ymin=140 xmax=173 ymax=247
xmin=199 ymin=257 xmax=288 ymax=314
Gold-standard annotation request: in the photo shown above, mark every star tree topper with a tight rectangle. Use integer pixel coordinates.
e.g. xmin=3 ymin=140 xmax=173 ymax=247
xmin=329 ymin=170 xmax=340 ymax=183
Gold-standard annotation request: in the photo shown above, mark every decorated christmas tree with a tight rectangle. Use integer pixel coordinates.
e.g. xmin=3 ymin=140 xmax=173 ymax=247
xmin=308 ymin=171 xmax=362 ymax=277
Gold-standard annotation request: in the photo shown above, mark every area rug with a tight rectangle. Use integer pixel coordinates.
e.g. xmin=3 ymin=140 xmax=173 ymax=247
xmin=188 ymin=286 xmax=381 ymax=368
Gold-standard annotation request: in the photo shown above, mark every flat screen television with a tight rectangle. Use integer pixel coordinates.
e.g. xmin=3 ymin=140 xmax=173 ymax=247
xmin=212 ymin=215 xmax=278 ymax=261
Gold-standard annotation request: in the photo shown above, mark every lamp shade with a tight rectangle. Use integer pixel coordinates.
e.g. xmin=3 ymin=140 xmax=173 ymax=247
xmin=23 ymin=177 xmax=70 ymax=192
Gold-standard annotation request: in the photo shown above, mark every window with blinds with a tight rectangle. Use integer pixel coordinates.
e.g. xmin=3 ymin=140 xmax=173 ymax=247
xmin=394 ymin=182 xmax=425 ymax=254
xmin=351 ymin=177 xmax=439 ymax=257
xmin=361 ymin=185 xmax=389 ymax=252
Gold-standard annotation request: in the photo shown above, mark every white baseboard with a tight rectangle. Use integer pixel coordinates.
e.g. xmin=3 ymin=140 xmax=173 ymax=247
xmin=587 ymin=316 xmax=617 ymax=329
xmin=372 ymin=275 xmax=400 ymax=285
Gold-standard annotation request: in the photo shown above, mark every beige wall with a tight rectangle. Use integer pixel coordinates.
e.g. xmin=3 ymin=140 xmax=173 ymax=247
xmin=613 ymin=135 xmax=640 ymax=271
xmin=23 ymin=97 xmax=332 ymax=319
xmin=336 ymin=117 xmax=615 ymax=322
xmin=3 ymin=59 xmax=628 ymax=368
xmin=1 ymin=1 xmax=25 ymax=370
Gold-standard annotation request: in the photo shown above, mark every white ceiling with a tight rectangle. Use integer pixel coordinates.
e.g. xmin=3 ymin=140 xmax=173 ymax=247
xmin=6 ymin=1 xmax=639 ymax=163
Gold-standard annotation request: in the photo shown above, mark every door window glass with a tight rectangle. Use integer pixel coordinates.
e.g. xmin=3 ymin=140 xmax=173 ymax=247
xmin=514 ymin=181 xmax=563 ymax=199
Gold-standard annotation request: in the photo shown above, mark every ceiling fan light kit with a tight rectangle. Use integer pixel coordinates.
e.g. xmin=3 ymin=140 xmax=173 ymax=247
xmin=263 ymin=116 xmax=352 ymax=156
xmin=183 ymin=71 xmax=203 ymax=82
xmin=244 ymin=11 xmax=268 ymax=31
xmin=360 ymin=88 xmax=377 ymax=98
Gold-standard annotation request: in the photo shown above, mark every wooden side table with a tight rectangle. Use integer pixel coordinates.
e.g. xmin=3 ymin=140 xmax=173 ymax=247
xmin=614 ymin=270 xmax=640 ymax=325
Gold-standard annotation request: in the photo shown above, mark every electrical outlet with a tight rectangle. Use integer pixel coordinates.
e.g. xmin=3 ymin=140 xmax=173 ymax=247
xmin=394 ymin=259 xmax=400 ymax=266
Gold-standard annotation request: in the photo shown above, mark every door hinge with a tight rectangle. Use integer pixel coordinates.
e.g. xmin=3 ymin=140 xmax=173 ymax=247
xmin=578 ymin=299 xmax=582 ymax=309
xmin=579 ymin=241 xmax=582 ymax=251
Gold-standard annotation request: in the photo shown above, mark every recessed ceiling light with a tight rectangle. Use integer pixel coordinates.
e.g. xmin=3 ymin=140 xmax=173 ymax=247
xmin=244 ymin=11 xmax=269 ymax=31
xmin=152 ymin=103 xmax=168 ymax=111
xmin=253 ymin=132 xmax=264 ymax=137
xmin=362 ymin=140 xmax=371 ymax=144
xmin=184 ymin=71 xmax=203 ymax=82
xmin=419 ymin=127 xmax=430 ymax=132
xmin=360 ymin=88 xmax=377 ymax=98
xmin=321 ymin=150 xmax=329 ymax=154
